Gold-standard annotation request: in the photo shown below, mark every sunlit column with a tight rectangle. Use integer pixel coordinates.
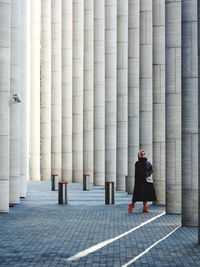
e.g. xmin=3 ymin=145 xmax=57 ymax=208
xmin=62 ymin=0 xmax=73 ymax=181
xmin=94 ymin=0 xmax=105 ymax=185
xmin=0 ymin=0 xmax=10 ymax=212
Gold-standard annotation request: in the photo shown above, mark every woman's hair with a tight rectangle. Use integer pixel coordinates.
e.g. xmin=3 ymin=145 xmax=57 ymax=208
xmin=138 ymin=149 xmax=146 ymax=158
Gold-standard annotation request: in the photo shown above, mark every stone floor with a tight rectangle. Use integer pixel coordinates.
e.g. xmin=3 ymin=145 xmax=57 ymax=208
xmin=0 ymin=181 xmax=199 ymax=267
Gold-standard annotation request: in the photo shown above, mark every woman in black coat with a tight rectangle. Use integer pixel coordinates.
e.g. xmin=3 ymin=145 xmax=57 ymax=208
xmin=128 ymin=149 xmax=157 ymax=213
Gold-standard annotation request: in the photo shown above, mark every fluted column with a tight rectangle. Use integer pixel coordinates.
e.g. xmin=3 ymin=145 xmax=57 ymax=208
xmin=94 ymin=0 xmax=105 ymax=185
xmin=139 ymin=0 xmax=153 ymax=162
xmin=127 ymin=0 xmax=140 ymax=194
xmin=0 ymin=0 xmax=10 ymax=212
xmin=105 ymin=0 xmax=117 ymax=183
xmin=30 ymin=0 xmax=41 ymax=180
xmin=166 ymin=0 xmax=181 ymax=213
xmin=41 ymin=0 xmax=51 ymax=181
xmin=83 ymin=0 xmax=94 ymax=183
xmin=116 ymin=0 xmax=128 ymax=191
xmin=10 ymin=0 xmax=21 ymax=204
xmin=182 ymin=0 xmax=198 ymax=226
xmin=51 ymin=0 xmax=62 ymax=176
xmin=20 ymin=0 xmax=28 ymax=197
xmin=72 ymin=0 xmax=84 ymax=182
xmin=153 ymin=0 xmax=165 ymax=204
xmin=62 ymin=0 xmax=73 ymax=181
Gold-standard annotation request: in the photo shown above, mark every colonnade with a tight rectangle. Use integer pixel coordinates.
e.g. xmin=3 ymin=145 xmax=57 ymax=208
xmin=0 ymin=1 xmax=199 ymax=238
xmin=0 ymin=0 xmax=28 ymax=212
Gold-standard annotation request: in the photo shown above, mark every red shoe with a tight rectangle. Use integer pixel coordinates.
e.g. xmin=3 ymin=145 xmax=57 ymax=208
xmin=128 ymin=203 xmax=134 ymax=213
xmin=143 ymin=205 xmax=149 ymax=213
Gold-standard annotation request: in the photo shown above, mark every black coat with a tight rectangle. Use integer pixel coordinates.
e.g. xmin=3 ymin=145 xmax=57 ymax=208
xmin=132 ymin=158 xmax=157 ymax=202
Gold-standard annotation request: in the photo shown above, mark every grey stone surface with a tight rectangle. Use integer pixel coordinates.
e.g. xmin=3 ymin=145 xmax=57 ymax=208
xmin=182 ymin=0 xmax=198 ymax=226
xmin=0 ymin=181 xmax=199 ymax=267
xmin=165 ymin=0 xmax=181 ymax=214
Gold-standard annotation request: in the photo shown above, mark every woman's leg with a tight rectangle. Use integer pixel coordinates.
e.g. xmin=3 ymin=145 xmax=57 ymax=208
xmin=143 ymin=201 xmax=149 ymax=212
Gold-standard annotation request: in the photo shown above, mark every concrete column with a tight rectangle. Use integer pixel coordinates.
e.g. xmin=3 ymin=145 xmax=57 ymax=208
xmin=41 ymin=0 xmax=51 ymax=181
xmin=72 ymin=0 xmax=84 ymax=182
xmin=116 ymin=0 xmax=128 ymax=191
xmin=153 ymin=0 xmax=165 ymax=204
xmin=105 ymin=0 xmax=117 ymax=183
xmin=83 ymin=0 xmax=94 ymax=184
xmin=182 ymin=0 xmax=198 ymax=226
xmin=20 ymin=0 xmax=28 ymax=197
xmin=166 ymin=0 xmax=181 ymax=213
xmin=139 ymin=0 xmax=153 ymax=162
xmin=9 ymin=0 xmax=21 ymax=204
xmin=94 ymin=0 xmax=105 ymax=185
xmin=51 ymin=0 xmax=62 ymax=176
xmin=127 ymin=0 xmax=140 ymax=194
xmin=30 ymin=0 xmax=41 ymax=180
xmin=0 ymin=0 xmax=10 ymax=212
xmin=62 ymin=0 xmax=73 ymax=181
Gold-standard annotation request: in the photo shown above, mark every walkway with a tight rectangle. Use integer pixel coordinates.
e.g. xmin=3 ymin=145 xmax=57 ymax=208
xmin=0 ymin=181 xmax=199 ymax=266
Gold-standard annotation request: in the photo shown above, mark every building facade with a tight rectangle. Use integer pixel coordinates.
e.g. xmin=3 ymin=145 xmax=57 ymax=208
xmin=0 ymin=0 xmax=199 ymax=242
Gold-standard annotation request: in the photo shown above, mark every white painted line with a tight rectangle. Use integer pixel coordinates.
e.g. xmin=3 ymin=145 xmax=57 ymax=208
xmin=121 ymin=225 xmax=181 ymax=267
xmin=66 ymin=211 xmax=166 ymax=262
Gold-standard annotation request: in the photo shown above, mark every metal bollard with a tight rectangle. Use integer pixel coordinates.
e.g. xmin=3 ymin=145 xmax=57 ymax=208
xmin=83 ymin=173 xmax=90 ymax=191
xmin=58 ymin=181 xmax=68 ymax=204
xmin=51 ymin=174 xmax=59 ymax=191
xmin=105 ymin=181 xmax=115 ymax=204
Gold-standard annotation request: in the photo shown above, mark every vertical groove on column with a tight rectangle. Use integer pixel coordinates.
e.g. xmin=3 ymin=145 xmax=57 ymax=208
xmin=139 ymin=0 xmax=153 ymax=162
xmin=62 ymin=0 xmax=73 ymax=181
xmin=153 ymin=0 xmax=165 ymax=204
xmin=94 ymin=0 xmax=105 ymax=185
xmin=51 ymin=0 xmax=62 ymax=176
xmin=0 ymin=0 xmax=10 ymax=212
xmin=127 ymin=0 xmax=140 ymax=194
xmin=166 ymin=0 xmax=181 ymax=214
xmin=182 ymin=0 xmax=198 ymax=226
xmin=30 ymin=0 xmax=41 ymax=181
xmin=198 ymin=0 xmax=200 ymax=245
xmin=72 ymin=0 xmax=84 ymax=183
xmin=83 ymin=0 xmax=94 ymax=183
xmin=116 ymin=0 xmax=128 ymax=191
xmin=20 ymin=0 xmax=28 ymax=197
xmin=41 ymin=0 xmax=51 ymax=181
xmin=105 ymin=0 xmax=117 ymax=183
xmin=10 ymin=0 xmax=21 ymax=204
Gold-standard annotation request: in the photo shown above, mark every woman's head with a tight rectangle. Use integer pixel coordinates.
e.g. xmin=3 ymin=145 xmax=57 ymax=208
xmin=138 ymin=149 xmax=147 ymax=159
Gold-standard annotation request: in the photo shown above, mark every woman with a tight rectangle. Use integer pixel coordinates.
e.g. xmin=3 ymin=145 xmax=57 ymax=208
xmin=128 ymin=149 xmax=157 ymax=213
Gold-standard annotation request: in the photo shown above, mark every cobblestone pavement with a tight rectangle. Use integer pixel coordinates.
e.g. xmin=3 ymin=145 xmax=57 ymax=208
xmin=0 ymin=181 xmax=199 ymax=267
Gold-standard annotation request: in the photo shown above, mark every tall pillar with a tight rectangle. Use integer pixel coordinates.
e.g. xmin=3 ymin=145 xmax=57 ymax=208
xmin=116 ymin=0 xmax=128 ymax=191
xmin=105 ymin=0 xmax=117 ymax=183
xmin=0 ymin=0 xmax=10 ymax=212
xmin=153 ymin=0 xmax=165 ymax=204
xmin=83 ymin=0 xmax=94 ymax=183
xmin=139 ymin=0 xmax=153 ymax=162
xmin=20 ymin=0 xmax=28 ymax=197
xmin=94 ymin=0 xmax=105 ymax=185
xmin=30 ymin=0 xmax=41 ymax=180
xmin=62 ymin=0 xmax=73 ymax=181
xmin=41 ymin=0 xmax=51 ymax=181
xmin=10 ymin=0 xmax=21 ymax=204
xmin=182 ymin=0 xmax=198 ymax=226
xmin=72 ymin=0 xmax=84 ymax=182
xmin=127 ymin=0 xmax=140 ymax=194
xmin=51 ymin=0 xmax=62 ymax=176
xmin=165 ymin=0 xmax=181 ymax=213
